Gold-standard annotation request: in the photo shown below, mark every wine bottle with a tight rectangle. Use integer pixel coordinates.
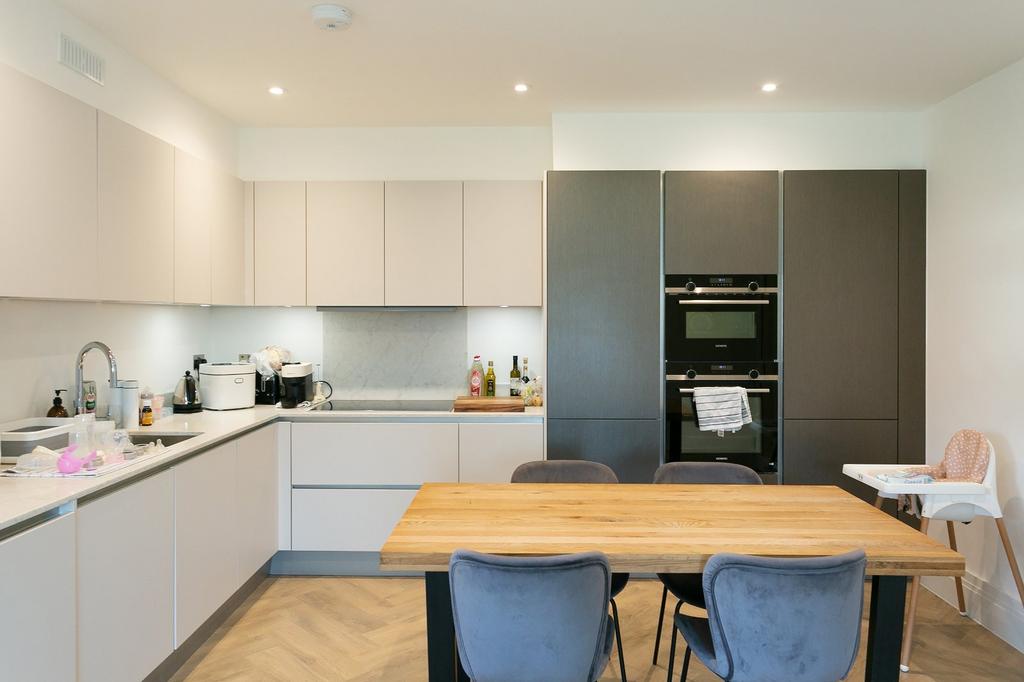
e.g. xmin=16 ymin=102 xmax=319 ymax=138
xmin=485 ymin=361 xmax=496 ymax=397
xmin=510 ymin=355 xmax=522 ymax=397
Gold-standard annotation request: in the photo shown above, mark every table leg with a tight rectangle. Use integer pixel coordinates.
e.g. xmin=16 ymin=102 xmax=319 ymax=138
xmin=425 ymin=572 xmax=469 ymax=682
xmin=866 ymin=575 xmax=907 ymax=682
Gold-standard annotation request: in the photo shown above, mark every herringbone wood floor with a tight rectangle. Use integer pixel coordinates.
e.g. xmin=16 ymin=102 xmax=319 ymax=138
xmin=171 ymin=577 xmax=1024 ymax=682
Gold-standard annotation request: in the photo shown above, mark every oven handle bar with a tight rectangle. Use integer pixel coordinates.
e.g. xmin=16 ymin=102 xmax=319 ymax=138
xmin=676 ymin=299 xmax=771 ymax=305
xmin=666 ymin=375 xmax=779 ymax=381
xmin=678 ymin=387 xmax=773 ymax=394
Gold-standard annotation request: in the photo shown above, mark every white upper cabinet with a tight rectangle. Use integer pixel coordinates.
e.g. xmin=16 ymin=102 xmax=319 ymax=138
xmin=98 ymin=112 xmax=175 ymax=303
xmin=0 ymin=64 xmax=98 ymax=300
xmin=211 ymin=167 xmax=246 ymax=305
xmin=173 ymin=149 xmax=213 ymax=304
xmin=384 ymin=181 xmax=463 ymax=306
xmin=306 ymin=181 xmax=385 ymax=306
xmin=254 ymin=181 xmax=306 ymax=306
xmin=464 ymin=181 xmax=543 ymax=306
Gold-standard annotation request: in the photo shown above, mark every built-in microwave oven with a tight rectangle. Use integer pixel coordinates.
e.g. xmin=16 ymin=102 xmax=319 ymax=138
xmin=665 ymin=361 xmax=778 ymax=475
xmin=665 ymin=274 xmax=777 ymax=363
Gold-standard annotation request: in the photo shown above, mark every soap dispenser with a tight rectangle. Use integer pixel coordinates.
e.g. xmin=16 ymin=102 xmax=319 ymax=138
xmin=46 ymin=389 xmax=69 ymax=418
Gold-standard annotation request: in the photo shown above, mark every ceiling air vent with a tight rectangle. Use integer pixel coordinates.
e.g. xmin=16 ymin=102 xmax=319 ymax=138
xmin=59 ymin=34 xmax=105 ymax=85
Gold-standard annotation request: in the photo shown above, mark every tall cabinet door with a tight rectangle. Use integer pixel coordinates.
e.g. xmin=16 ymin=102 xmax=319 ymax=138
xmin=254 ymin=181 xmax=306 ymax=306
xmin=546 ymin=171 xmax=662 ymax=420
xmin=463 ymin=181 xmax=542 ymax=306
xmin=783 ymin=171 xmax=899 ymax=420
xmin=306 ymin=181 xmax=385 ymax=306
xmin=384 ymin=181 xmax=463 ymax=306
xmin=0 ymin=63 xmax=98 ymax=300
xmin=664 ymin=171 xmax=779 ymax=274
xmin=173 ymin=149 xmax=213 ymax=304
xmin=98 ymin=112 xmax=175 ymax=303
xmin=211 ymin=169 xmax=246 ymax=305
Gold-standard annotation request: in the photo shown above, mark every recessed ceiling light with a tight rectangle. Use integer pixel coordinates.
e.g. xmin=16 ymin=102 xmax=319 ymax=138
xmin=514 ymin=83 xmax=529 ymax=93
xmin=268 ymin=86 xmax=286 ymax=96
xmin=761 ymin=82 xmax=778 ymax=93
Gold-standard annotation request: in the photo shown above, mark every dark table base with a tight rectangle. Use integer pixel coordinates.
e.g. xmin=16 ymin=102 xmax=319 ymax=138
xmin=424 ymin=571 xmax=909 ymax=682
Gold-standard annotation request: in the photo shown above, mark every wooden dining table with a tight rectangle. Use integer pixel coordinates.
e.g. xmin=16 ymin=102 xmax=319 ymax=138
xmin=380 ymin=482 xmax=964 ymax=682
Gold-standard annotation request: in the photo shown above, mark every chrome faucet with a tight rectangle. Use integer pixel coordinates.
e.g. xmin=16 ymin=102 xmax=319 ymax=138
xmin=74 ymin=341 xmax=119 ymax=417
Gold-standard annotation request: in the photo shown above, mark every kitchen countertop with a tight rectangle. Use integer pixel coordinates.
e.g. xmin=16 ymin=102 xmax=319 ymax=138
xmin=0 ymin=404 xmax=543 ymax=534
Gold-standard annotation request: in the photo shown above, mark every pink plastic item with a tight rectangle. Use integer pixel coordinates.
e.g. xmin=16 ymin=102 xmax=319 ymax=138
xmin=57 ymin=445 xmax=97 ymax=474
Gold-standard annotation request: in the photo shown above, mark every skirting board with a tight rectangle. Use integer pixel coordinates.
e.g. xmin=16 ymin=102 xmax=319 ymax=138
xmin=923 ymin=573 xmax=1024 ymax=653
xmin=271 ymin=550 xmax=421 ymax=577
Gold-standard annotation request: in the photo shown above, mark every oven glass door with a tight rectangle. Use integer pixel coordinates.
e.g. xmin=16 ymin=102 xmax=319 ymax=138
xmin=666 ymin=383 xmax=778 ymax=472
xmin=665 ymin=296 xmax=773 ymax=361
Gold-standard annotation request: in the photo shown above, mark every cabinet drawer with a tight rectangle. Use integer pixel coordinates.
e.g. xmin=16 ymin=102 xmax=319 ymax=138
xmin=292 ymin=423 xmax=458 ymax=485
xmin=459 ymin=423 xmax=544 ymax=483
xmin=292 ymin=488 xmax=418 ymax=551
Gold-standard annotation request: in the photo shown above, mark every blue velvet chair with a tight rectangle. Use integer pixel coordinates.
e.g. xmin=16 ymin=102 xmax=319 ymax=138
xmin=511 ymin=460 xmax=629 ymax=681
xmin=449 ymin=549 xmax=614 ymax=682
xmin=668 ymin=550 xmax=867 ymax=682
xmin=652 ymin=462 xmax=763 ymax=666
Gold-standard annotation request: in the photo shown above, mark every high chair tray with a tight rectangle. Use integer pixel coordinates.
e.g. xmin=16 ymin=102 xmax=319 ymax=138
xmin=843 ymin=464 xmax=987 ymax=496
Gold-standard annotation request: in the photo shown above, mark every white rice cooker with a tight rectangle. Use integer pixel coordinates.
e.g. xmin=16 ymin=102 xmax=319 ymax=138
xmin=198 ymin=362 xmax=256 ymax=410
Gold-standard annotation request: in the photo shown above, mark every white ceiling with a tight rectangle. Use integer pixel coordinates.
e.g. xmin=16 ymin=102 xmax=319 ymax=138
xmin=56 ymin=0 xmax=1024 ymax=127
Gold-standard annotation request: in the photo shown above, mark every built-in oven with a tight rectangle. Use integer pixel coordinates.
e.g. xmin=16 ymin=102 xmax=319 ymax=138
xmin=665 ymin=274 xmax=777 ymax=363
xmin=665 ymin=361 xmax=778 ymax=476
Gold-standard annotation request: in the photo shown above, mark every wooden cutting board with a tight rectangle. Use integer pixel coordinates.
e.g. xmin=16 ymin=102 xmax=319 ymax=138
xmin=453 ymin=396 xmax=525 ymax=413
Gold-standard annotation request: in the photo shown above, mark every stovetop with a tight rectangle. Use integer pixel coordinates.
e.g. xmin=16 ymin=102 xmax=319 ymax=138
xmin=312 ymin=399 xmax=454 ymax=412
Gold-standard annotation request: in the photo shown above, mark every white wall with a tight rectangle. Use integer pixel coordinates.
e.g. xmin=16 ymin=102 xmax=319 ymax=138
xmin=922 ymin=56 xmax=1024 ymax=651
xmin=0 ymin=0 xmax=236 ymax=171
xmin=0 ymin=300 xmax=210 ymax=423
xmin=552 ymin=112 xmax=926 ymax=170
xmin=238 ymin=126 xmax=552 ymax=180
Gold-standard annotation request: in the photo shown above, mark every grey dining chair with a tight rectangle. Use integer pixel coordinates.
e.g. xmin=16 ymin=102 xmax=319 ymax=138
xmin=511 ymin=460 xmax=629 ymax=681
xmin=652 ymin=462 xmax=763 ymax=667
xmin=449 ymin=549 xmax=614 ymax=682
xmin=668 ymin=550 xmax=867 ymax=682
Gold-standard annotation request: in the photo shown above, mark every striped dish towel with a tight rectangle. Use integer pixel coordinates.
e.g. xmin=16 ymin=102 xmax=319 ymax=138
xmin=693 ymin=386 xmax=751 ymax=436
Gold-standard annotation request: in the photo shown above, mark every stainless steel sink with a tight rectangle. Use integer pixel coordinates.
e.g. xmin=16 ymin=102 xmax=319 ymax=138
xmin=127 ymin=432 xmax=201 ymax=447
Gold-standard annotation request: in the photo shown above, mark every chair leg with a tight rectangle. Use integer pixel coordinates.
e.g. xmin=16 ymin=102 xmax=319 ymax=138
xmin=665 ymin=601 xmax=682 ymax=682
xmin=995 ymin=517 xmax=1024 ymax=608
xmin=946 ymin=521 xmax=967 ymax=614
xmin=610 ymin=598 xmax=628 ymax=682
xmin=680 ymin=646 xmax=691 ymax=682
xmin=900 ymin=516 xmax=929 ymax=672
xmin=652 ymin=584 xmax=668 ymax=664
xmin=874 ymin=494 xmax=884 ymax=510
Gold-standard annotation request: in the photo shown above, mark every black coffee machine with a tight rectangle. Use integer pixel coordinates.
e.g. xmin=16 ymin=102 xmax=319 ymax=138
xmin=255 ymin=372 xmax=281 ymax=405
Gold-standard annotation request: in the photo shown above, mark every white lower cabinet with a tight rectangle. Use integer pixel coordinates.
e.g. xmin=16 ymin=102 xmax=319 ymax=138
xmin=459 ymin=422 xmax=544 ymax=482
xmin=292 ymin=488 xmax=419 ymax=551
xmin=292 ymin=422 xmax=459 ymax=485
xmin=0 ymin=513 xmax=76 ymax=682
xmin=174 ymin=442 xmax=239 ymax=645
xmin=77 ymin=471 xmax=174 ymax=682
xmin=235 ymin=424 xmax=280 ymax=579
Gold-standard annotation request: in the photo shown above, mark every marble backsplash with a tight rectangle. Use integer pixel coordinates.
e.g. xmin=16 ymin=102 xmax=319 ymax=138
xmin=322 ymin=309 xmax=470 ymax=399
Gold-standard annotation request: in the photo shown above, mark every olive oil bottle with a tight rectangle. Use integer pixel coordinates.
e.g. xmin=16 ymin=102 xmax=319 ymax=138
xmin=510 ymin=355 xmax=522 ymax=397
xmin=485 ymin=361 xmax=496 ymax=397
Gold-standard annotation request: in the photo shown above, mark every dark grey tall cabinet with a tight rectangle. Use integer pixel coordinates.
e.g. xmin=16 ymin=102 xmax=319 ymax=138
xmin=782 ymin=170 xmax=925 ymax=501
xmin=546 ymin=171 xmax=663 ymax=482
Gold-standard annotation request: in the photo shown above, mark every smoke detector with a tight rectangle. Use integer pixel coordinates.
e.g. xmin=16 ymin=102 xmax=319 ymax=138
xmin=312 ymin=4 xmax=352 ymax=31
